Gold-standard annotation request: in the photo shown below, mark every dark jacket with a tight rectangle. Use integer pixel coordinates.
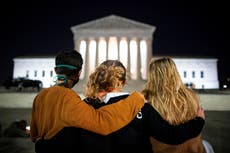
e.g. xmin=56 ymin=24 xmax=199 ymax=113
xmin=78 ymin=94 xmax=204 ymax=153
xmin=35 ymin=93 xmax=204 ymax=153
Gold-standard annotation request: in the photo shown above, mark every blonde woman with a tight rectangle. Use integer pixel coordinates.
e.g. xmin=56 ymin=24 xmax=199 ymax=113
xmin=79 ymin=60 xmax=205 ymax=153
xmin=142 ymin=57 xmax=214 ymax=153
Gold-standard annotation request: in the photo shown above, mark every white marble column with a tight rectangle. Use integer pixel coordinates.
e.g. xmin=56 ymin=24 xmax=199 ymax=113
xmin=136 ymin=38 xmax=141 ymax=80
xmin=85 ymin=38 xmax=91 ymax=79
xmin=106 ymin=37 xmax=109 ymax=60
xmin=147 ymin=38 xmax=153 ymax=67
xmin=117 ymin=37 xmax=120 ymax=60
xmin=118 ymin=37 xmax=128 ymax=69
xmin=96 ymin=37 xmax=100 ymax=66
xmin=127 ymin=38 xmax=131 ymax=79
xmin=140 ymin=39 xmax=148 ymax=80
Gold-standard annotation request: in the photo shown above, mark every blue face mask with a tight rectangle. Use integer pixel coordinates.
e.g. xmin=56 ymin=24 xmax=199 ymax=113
xmin=54 ymin=75 xmax=67 ymax=85
xmin=54 ymin=74 xmax=79 ymax=88
xmin=55 ymin=64 xmax=81 ymax=87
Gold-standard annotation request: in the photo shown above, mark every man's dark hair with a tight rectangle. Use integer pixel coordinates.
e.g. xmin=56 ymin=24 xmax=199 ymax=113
xmin=55 ymin=50 xmax=83 ymax=76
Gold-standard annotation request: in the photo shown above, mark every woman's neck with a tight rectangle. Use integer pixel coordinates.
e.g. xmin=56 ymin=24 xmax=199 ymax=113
xmin=98 ymin=88 xmax=122 ymax=99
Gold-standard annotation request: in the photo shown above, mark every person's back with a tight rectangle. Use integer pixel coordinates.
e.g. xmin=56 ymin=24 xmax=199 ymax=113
xmin=142 ymin=57 xmax=214 ymax=153
xmin=35 ymin=126 xmax=83 ymax=153
xmin=78 ymin=60 xmax=205 ymax=153
xmin=31 ymin=50 xmax=145 ymax=153
xmin=83 ymin=94 xmax=153 ymax=153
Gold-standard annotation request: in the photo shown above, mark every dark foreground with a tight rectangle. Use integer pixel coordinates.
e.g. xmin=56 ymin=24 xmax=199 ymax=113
xmin=0 ymin=108 xmax=229 ymax=153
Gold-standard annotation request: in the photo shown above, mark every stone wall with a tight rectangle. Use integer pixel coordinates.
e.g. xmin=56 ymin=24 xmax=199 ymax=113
xmin=0 ymin=91 xmax=229 ymax=110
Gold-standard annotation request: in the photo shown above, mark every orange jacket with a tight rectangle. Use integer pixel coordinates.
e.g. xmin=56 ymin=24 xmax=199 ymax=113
xmin=30 ymin=86 xmax=144 ymax=142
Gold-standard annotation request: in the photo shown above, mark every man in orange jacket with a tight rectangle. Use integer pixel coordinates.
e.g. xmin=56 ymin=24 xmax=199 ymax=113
xmin=30 ymin=49 xmax=145 ymax=144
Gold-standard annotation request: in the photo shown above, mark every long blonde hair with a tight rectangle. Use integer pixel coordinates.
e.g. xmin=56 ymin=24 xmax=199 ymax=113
xmin=84 ymin=60 xmax=126 ymax=99
xmin=142 ymin=57 xmax=199 ymax=125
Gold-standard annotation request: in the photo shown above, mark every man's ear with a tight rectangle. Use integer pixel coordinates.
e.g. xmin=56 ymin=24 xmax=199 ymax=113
xmin=78 ymin=70 xmax=82 ymax=76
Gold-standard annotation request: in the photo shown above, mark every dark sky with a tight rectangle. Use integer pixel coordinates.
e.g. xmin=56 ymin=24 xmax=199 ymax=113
xmin=0 ymin=1 xmax=229 ymax=83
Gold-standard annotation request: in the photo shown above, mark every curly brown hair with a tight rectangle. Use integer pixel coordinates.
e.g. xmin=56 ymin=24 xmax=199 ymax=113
xmin=84 ymin=60 xmax=126 ymax=99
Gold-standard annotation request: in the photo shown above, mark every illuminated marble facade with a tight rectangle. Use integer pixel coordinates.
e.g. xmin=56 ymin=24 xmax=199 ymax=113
xmin=71 ymin=15 xmax=156 ymax=80
xmin=12 ymin=15 xmax=219 ymax=89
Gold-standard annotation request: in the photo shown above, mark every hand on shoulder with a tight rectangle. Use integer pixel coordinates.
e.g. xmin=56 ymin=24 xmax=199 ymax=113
xmin=132 ymin=91 xmax=148 ymax=103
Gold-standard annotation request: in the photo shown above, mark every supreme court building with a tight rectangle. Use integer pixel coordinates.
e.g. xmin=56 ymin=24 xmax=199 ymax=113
xmin=12 ymin=15 xmax=219 ymax=89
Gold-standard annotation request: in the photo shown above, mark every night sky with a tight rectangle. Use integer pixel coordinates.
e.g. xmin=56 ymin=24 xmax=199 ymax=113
xmin=0 ymin=1 xmax=229 ymax=84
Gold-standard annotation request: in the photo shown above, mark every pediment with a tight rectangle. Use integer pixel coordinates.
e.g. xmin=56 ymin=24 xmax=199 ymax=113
xmin=71 ymin=15 xmax=156 ymax=31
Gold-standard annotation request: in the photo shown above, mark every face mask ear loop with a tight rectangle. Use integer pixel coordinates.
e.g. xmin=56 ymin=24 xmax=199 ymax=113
xmin=54 ymin=74 xmax=67 ymax=86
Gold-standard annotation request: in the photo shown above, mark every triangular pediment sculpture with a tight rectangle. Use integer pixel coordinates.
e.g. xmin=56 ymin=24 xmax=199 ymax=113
xmin=71 ymin=15 xmax=155 ymax=30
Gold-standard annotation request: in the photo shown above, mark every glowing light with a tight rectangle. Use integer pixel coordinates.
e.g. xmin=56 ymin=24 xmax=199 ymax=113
xmin=140 ymin=40 xmax=147 ymax=79
xmin=79 ymin=40 xmax=86 ymax=79
xmin=108 ymin=37 xmax=118 ymax=60
xmin=89 ymin=40 xmax=96 ymax=73
xmin=98 ymin=39 xmax=107 ymax=65
xmin=119 ymin=39 xmax=128 ymax=68
xmin=130 ymin=40 xmax=137 ymax=79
